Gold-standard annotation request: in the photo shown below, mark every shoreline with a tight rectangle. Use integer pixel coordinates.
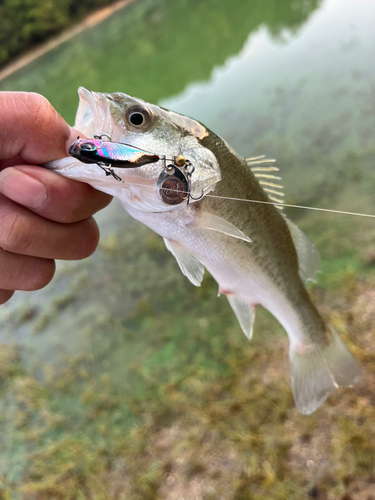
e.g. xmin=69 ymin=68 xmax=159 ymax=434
xmin=0 ymin=0 xmax=136 ymax=83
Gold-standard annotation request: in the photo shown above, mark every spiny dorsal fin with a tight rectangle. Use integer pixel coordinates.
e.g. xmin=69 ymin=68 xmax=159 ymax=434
xmin=246 ymin=156 xmax=284 ymax=210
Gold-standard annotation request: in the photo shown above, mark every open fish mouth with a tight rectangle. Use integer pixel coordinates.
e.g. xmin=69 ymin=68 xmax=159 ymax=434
xmin=47 ymin=87 xmax=222 ymax=213
xmin=46 ymin=88 xmax=189 ymax=212
xmin=75 ymin=87 xmax=113 ymax=139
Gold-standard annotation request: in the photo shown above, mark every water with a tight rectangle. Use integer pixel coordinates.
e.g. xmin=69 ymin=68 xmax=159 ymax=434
xmin=0 ymin=0 xmax=374 ymax=497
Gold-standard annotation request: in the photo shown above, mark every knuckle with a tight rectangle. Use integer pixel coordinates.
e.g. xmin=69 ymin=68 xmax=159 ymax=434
xmin=25 ymin=93 xmax=51 ymax=118
xmin=0 ymin=211 xmax=34 ymax=254
xmin=21 ymin=93 xmax=56 ymax=135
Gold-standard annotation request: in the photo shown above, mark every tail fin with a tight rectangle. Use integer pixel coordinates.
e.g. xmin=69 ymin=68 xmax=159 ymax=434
xmin=289 ymin=326 xmax=362 ymax=414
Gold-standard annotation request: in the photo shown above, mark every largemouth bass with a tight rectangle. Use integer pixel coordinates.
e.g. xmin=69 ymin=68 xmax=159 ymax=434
xmin=49 ymin=87 xmax=361 ymax=414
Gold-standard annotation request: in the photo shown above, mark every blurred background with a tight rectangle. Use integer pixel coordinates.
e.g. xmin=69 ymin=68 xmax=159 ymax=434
xmin=0 ymin=0 xmax=374 ymax=498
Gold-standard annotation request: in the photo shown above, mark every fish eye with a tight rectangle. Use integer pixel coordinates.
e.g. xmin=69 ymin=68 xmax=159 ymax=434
xmin=126 ymin=106 xmax=152 ymax=129
xmin=129 ymin=113 xmax=144 ymax=126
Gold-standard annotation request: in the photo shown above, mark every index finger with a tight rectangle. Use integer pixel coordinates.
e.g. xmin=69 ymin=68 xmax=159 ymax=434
xmin=0 ymin=92 xmax=74 ymax=164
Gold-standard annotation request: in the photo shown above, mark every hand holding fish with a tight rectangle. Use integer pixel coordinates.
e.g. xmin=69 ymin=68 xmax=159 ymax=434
xmin=0 ymin=92 xmax=112 ymax=304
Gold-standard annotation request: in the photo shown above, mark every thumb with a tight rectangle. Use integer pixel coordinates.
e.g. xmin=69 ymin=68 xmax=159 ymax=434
xmin=0 ymin=92 xmax=73 ymax=164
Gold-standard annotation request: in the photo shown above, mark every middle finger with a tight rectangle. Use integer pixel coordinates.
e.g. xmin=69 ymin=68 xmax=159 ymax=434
xmin=0 ymin=194 xmax=100 ymax=260
xmin=0 ymin=165 xmax=112 ymax=223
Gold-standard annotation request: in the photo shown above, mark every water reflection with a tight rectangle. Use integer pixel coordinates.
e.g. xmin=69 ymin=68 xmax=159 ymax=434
xmin=0 ymin=0 xmax=321 ymax=121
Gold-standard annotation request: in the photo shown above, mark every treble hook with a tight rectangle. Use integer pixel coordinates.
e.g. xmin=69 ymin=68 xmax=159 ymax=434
xmin=97 ymin=162 xmax=123 ymax=182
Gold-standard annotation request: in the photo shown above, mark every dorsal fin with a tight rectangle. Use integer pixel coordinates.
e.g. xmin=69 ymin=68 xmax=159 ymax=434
xmin=246 ymin=156 xmax=284 ymax=210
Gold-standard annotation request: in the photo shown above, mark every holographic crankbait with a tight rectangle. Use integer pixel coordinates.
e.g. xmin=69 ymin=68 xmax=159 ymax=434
xmin=69 ymin=134 xmax=159 ymax=180
xmin=69 ymin=135 xmax=203 ymax=205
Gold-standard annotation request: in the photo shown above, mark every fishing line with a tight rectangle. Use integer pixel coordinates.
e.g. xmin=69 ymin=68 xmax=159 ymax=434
xmin=204 ymin=194 xmax=375 ymax=219
xmin=116 ymin=180 xmax=375 ymax=219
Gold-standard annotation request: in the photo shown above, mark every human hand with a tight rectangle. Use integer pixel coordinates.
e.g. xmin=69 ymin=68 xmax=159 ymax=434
xmin=0 ymin=92 xmax=112 ymax=304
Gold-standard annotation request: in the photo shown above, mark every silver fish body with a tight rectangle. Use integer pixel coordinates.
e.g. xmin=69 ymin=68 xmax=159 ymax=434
xmin=48 ymin=87 xmax=361 ymax=414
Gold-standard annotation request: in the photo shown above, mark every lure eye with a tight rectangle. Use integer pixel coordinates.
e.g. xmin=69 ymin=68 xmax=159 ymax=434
xmin=80 ymin=142 xmax=96 ymax=151
xmin=157 ymin=167 xmax=189 ymax=205
xmin=126 ymin=106 xmax=152 ymax=129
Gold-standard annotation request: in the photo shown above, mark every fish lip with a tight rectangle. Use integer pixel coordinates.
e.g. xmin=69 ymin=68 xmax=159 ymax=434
xmin=75 ymin=87 xmax=113 ymax=139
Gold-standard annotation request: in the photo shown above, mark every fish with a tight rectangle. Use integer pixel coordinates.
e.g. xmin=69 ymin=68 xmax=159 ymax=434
xmin=48 ymin=87 xmax=362 ymax=414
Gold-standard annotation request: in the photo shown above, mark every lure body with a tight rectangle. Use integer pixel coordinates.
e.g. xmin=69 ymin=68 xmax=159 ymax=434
xmin=69 ymin=137 xmax=159 ymax=167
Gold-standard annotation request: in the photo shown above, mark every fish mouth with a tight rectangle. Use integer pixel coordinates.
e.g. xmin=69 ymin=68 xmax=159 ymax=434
xmin=75 ymin=87 xmax=113 ymax=139
xmin=74 ymin=88 xmax=169 ymax=180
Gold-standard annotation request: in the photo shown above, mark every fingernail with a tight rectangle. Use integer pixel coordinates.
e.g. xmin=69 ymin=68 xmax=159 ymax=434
xmin=0 ymin=168 xmax=47 ymax=209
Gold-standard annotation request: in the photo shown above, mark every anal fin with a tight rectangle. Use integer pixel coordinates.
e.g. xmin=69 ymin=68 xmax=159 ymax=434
xmin=226 ymin=294 xmax=255 ymax=339
xmin=164 ymin=238 xmax=204 ymax=287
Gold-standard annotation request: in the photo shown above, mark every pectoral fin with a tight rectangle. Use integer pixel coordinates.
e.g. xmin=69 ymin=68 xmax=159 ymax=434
xmin=226 ymin=294 xmax=255 ymax=339
xmin=195 ymin=212 xmax=252 ymax=243
xmin=164 ymin=238 xmax=204 ymax=287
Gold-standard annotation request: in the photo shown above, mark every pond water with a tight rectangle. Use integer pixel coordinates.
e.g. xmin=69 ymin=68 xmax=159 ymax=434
xmin=0 ymin=0 xmax=374 ymax=497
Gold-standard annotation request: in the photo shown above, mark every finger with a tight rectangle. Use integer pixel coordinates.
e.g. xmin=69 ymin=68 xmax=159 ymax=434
xmin=0 ymin=195 xmax=100 ymax=260
xmin=0 ymin=165 xmax=112 ymax=223
xmin=0 ymin=248 xmax=55 ymax=291
xmin=0 ymin=92 xmax=76 ymax=164
xmin=0 ymin=289 xmax=15 ymax=304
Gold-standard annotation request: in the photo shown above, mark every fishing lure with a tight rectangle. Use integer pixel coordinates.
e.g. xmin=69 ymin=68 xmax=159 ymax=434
xmin=69 ymin=135 xmax=203 ymax=205
xmin=69 ymin=134 xmax=159 ymax=181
